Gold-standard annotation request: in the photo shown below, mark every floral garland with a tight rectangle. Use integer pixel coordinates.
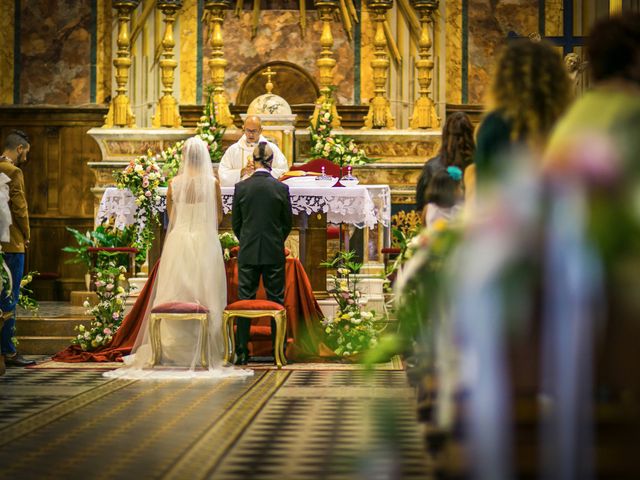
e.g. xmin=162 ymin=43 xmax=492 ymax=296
xmin=162 ymin=86 xmax=225 ymax=180
xmin=73 ymin=263 xmax=129 ymax=351
xmin=320 ymin=251 xmax=378 ymax=358
xmin=114 ymin=151 xmax=165 ymax=256
xmin=309 ymin=99 xmax=373 ymax=168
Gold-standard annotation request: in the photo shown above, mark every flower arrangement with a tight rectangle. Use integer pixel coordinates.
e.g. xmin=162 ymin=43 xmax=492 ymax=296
xmin=162 ymin=86 xmax=225 ymax=180
xmin=309 ymin=99 xmax=373 ymax=168
xmin=114 ymin=151 xmax=165 ymax=255
xmin=18 ymin=271 xmax=39 ymax=314
xmin=72 ymin=263 xmax=130 ymax=351
xmin=219 ymin=232 xmax=239 ymax=261
xmin=320 ymin=251 xmax=378 ymax=358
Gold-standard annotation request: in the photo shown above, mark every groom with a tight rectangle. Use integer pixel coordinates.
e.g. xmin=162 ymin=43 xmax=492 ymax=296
xmin=231 ymin=142 xmax=293 ymax=365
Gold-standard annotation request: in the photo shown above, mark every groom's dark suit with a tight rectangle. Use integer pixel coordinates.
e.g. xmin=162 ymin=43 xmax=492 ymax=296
xmin=231 ymin=170 xmax=293 ymax=357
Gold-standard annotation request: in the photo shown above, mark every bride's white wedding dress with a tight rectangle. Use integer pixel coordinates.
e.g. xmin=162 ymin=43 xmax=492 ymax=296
xmin=104 ymin=138 xmax=252 ymax=380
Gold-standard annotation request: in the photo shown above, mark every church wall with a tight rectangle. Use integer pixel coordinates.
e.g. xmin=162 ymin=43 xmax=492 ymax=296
xmin=17 ymin=0 xmax=94 ymax=105
xmin=205 ymin=10 xmax=355 ymax=105
xmin=466 ymin=0 xmax=539 ymax=105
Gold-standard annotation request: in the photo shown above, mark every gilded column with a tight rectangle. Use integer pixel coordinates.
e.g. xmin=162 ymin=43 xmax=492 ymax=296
xmin=409 ymin=0 xmax=439 ymax=129
xmin=104 ymin=0 xmax=140 ymax=127
xmin=152 ymin=0 xmax=183 ymax=128
xmin=311 ymin=0 xmax=342 ymax=128
xmin=205 ymin=0 xmax=234 ymax=127
xmin=363 ymin=0 xmax=395 ymax=129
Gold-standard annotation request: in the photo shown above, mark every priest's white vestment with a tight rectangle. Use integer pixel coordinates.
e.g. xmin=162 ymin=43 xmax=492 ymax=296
xmin=218 ymin=134 xmax=289 ymax=186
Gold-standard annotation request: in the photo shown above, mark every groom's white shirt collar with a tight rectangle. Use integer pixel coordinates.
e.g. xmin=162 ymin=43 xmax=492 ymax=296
xmin=254 ymin=168 xmax=270 ymax=174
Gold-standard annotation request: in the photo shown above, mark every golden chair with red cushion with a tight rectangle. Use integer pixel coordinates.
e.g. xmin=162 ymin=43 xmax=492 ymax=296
xmin=149 ymin=301 xmax=210 ymax=368
xmin=222 ymin=299 xmax=287 ymax=368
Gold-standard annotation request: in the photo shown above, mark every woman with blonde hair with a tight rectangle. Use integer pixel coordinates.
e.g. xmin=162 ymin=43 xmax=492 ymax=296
xmin=474 ymin=38 xmax=572 ymax=183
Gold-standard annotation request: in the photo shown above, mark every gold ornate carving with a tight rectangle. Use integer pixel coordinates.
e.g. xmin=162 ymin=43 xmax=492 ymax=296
xmin=311 ymin=0 xmax=342 ymax=129
xmin=104 ymin=0 xmax=139 ymax=128
xmin=205 ymin=0 xmax=234 ymax=127
xmin=152 ymin=1 xmax=183 ymax=128
xmin=409 ymin=0 xmax=440 ymax=129
xmin=363 ymin=0 xmax=395 ymax=129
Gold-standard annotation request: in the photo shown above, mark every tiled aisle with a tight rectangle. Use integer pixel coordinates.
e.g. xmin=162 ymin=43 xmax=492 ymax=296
xmin=0 ymin=368 xmax=432 ymax=479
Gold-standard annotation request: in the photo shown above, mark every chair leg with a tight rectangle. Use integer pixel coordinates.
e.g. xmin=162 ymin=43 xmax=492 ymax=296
xmin=274 ymin=312 xmax=287 ymax=369
xmin=228 ymin=315 xmax=236 ymax=365
xmin=150 ymin=316 xmax=162 ymax=367
xmin=222 ymin=312 xmax=230 ymax=364
xmin=200 ymin=317 xmax=208 ymax=369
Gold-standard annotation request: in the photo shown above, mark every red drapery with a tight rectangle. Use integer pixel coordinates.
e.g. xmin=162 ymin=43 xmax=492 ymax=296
xmin=53 ymin=258 xmax=335 ymax=363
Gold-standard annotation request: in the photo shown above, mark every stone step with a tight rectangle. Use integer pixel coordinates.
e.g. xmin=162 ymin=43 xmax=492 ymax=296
xmin=16 ymin=317 xmax=91 ymax=337
xmin=16 ymin=336 xmax=75 ymax=355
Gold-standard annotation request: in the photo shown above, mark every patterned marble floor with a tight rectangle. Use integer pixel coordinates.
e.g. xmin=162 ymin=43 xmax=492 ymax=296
xmin=0 ymin=368 xmax=432 ymax=479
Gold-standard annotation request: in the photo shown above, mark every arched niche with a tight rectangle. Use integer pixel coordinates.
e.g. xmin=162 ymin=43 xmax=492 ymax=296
xmin=235 ymin=61 xmax=320 ymax=106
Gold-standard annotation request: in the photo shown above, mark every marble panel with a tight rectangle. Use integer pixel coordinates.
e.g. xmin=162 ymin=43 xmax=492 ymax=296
xmin=445 ymin=0 xmax=463 ymax=104
xmin=545 ymin=0 xmax=563 ymax=36
xmin=179 ymin=0 xmax=198 ymax=105
xmin=204 ymin=11 xmax=355 ymax=106
xmin=0 ymin=1 xmax=14 ymax=104
xmin=19 ymin=0 xmax=94 ymax=105
xmin=467 ymin=0 xmax=539 ymax=104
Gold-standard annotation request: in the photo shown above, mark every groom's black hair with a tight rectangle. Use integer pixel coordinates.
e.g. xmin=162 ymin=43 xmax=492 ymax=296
xmin=252 ymin=141 xmax=274 ymax=170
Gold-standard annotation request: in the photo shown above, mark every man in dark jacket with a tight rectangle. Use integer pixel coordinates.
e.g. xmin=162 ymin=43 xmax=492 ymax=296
xmin=231 ymin=142 xmax=293 ymax=365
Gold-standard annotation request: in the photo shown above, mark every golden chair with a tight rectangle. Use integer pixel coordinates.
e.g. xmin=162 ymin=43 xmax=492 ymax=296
xmin=222 ymin=300 xmax=287 ymax=368
xmin=149 ymin=302 xmax=210 ymax=368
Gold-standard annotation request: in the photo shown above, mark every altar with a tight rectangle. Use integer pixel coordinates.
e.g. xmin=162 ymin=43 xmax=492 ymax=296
xmin=97 ymin=183 xmax=391 ymax=294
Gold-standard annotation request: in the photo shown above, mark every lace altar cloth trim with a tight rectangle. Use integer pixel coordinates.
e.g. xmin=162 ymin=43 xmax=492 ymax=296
xmin=222 ymin=185 xmax=390 ymax=229
xmin=97 ymin=185 xmax=390 ymax=230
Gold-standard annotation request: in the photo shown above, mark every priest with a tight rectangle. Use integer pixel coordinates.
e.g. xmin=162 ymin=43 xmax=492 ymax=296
xmin=218 ymin=115 xmax=289 ymax=186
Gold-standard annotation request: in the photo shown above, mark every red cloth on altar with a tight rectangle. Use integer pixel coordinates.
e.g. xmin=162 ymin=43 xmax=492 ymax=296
xmin=53 ymin=258 xmax=332 ymax=362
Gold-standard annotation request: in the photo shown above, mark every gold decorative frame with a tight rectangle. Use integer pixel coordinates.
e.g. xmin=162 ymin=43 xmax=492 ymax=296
xmin=149 ymin=312 xmax=210 ymax=368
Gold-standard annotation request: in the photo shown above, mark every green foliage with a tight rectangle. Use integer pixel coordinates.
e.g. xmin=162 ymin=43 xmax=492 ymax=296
xmin=62 ymin=224 xmax=141 ymax=270
xmin=18 ymin=270 xmax=39 ymax=314
xmin=219 ymin=232 xmax=239 ymax=261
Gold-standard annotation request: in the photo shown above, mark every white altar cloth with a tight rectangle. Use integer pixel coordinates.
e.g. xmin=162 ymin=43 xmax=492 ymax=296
xmin=98 ymin=184 xmax=391 ymax=230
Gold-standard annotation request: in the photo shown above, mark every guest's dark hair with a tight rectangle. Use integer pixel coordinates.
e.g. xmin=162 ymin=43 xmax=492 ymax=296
xmin=492 ymin=39 xmax=572 ymax=147
xmin=3 ymin=129 xmax=30 ymax=151
xmin=587 ymin=13 xmax=640 ymax=85
xmin=424 ymin=169 xmax=461 ymax=209
xmin=439 ymin=112 xmax=475 ymax=170
xmin=252 ymin=142 xmax=274 ymax=170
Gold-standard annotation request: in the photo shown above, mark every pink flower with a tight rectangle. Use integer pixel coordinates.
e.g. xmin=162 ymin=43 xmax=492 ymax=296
xmin=112 ymin=312 xmax=119 ymax=320
xmin=106 ymin=283 xmax=114 ymax=291
xmin=103 ymin=328 xmax=113 ymax=335
xmin=145 ymin=191 xmax=152 ymax=197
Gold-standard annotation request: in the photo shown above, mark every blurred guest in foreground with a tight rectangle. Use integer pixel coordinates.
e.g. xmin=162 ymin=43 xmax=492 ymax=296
xmin=474 ymin=39 xmax=572 ymax=184
xmin=545 ymin=13 xmax=640 ymax=399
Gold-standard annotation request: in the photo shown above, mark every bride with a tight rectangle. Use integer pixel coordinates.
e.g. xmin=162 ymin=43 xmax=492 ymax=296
xmin=105 ymin=137 xmax=252 ymax=380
